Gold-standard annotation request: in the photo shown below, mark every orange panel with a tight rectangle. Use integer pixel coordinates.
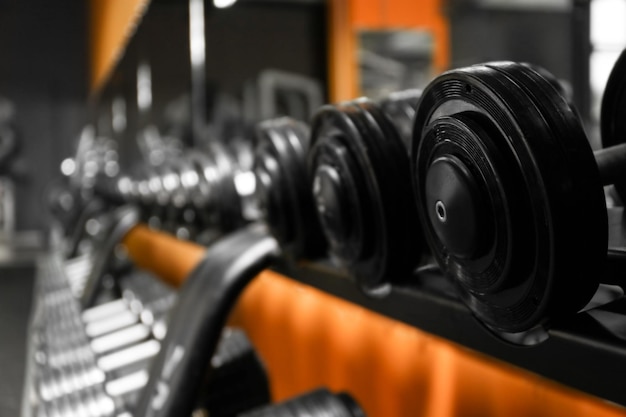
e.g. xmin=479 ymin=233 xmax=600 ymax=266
xmin=90 ymin=0 xmax=151 ymax=93
xmin=328 ymin=0 xmax=450 ymax=101
xmin=351 ymin=0 xmax=384 ymax=27
xmin=328 ymin=0 xmax=359 ymax=102
xmin=231 ymin=271 xmax=626 ymax=417
xmin=122 ymin=224 xmax=206 ymax=288
xmin=385 ymin=0 xmax=440 ymax=26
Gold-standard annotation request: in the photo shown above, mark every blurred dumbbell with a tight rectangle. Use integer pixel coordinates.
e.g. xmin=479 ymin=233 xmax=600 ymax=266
xmin=378 ymin=88 xmax=422 ymax=152
xmin=95 ymin=140 xmax=252 ymax=241
xmin=254 ymin=117 xmax=325 ymax=258
xmin=308 ymin=93 xmax=424 ymax=292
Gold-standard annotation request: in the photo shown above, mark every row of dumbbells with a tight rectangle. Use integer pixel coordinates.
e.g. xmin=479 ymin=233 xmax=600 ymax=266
xmin=94 ymin=140 xmax=254 ymax=243
xmin=91 ymin=90 xmax=422 ymax=240
xmin=96 ymin=52 xmax=626 ymax=337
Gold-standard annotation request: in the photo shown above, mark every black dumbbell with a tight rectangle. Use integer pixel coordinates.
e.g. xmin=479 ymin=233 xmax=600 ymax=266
xmin=378 ymin=89 xmax=422 ymax=152
xmin=308 ymin=97 xmax=423 ymax=292
xmin=254 ymin=117 xmax=326 ymax=258
xmin=411 ymin=60 xmax=626 ymax=333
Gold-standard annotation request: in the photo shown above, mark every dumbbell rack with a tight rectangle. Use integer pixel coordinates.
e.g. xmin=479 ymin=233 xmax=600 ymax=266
xmin=273 ymin=208 xmax=626 ymax=410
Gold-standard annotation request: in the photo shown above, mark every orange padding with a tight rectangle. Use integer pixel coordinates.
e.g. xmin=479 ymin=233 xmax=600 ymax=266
xmin=231 ymin=271 xmax=626 ymax=417
xmin=90 ymin=0 xmax=150 ymax=92
xmin=121 ymin=224 xmax=206 ymax=288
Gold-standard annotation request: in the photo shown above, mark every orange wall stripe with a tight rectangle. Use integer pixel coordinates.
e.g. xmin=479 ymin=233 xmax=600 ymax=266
xmin=328 ymin=0 xmax=358 ymax=102
xmin=90 ymin=0 xmax=151 ymax=93
xmin=231 ymin=270 xmax=626 ymax=417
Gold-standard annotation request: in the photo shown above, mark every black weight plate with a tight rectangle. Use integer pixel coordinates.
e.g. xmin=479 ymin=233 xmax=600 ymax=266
xmin=254 ymin=117 xmax=326 ymax=258
xmin=310 ymin=99 xmax=422 ymax=290
xmin=379 ymin=89 xmax=422 ymax=152
xmin=601 ymin=49 xmax=626 ymax=201
xmin=412 ymin=62 xmax=605 ymax=333
xmin=490 ymin=62 xmax=606 ymax=326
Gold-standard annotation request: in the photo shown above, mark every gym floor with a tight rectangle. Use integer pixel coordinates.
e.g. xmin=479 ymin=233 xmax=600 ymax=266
xmin=0 ymin=253 xmax=37 ymax=415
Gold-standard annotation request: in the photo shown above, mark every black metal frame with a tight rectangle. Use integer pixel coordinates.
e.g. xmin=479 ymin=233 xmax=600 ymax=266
xmin=276 ymin=247 xmax=626 ymax=408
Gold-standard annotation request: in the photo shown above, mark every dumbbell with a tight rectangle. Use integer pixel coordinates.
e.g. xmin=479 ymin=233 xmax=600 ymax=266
xmin=194 ymin=140 xmax=247 ymax=233
xmin=157 ymin=156 xmax=197 ymax=237
xmin=254 ymin=117 xmax=325 ymax=258
xmin=308 ymin=95 xmax=423 ymax=292
xmin=239 ymin=388 xmax=366 ymax=417
xmin=155 ymin=142 xmax=247 ymax=238
xmin=410 ymin=60 xmax=626 ymax=333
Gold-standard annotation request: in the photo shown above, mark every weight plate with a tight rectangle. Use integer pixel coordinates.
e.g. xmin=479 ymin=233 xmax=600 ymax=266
xmin=412 ymin=62 xmax=605 ymax=332
xmin=310 ymin=99 xmax=422 ymax=290
xmin=601 ymin=49 xmax=626 ymax=201
xmin=379 ymin=89 xmax=422 ymax=152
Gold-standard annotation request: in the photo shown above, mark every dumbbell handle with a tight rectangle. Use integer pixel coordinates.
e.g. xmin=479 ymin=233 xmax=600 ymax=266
xmin=594 ymin=142 xmax=626 ymax=186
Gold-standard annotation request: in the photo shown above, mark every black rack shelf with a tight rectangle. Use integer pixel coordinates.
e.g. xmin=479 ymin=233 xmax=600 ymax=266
xmin=277 ymin=257 xmax=626 ymax=410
